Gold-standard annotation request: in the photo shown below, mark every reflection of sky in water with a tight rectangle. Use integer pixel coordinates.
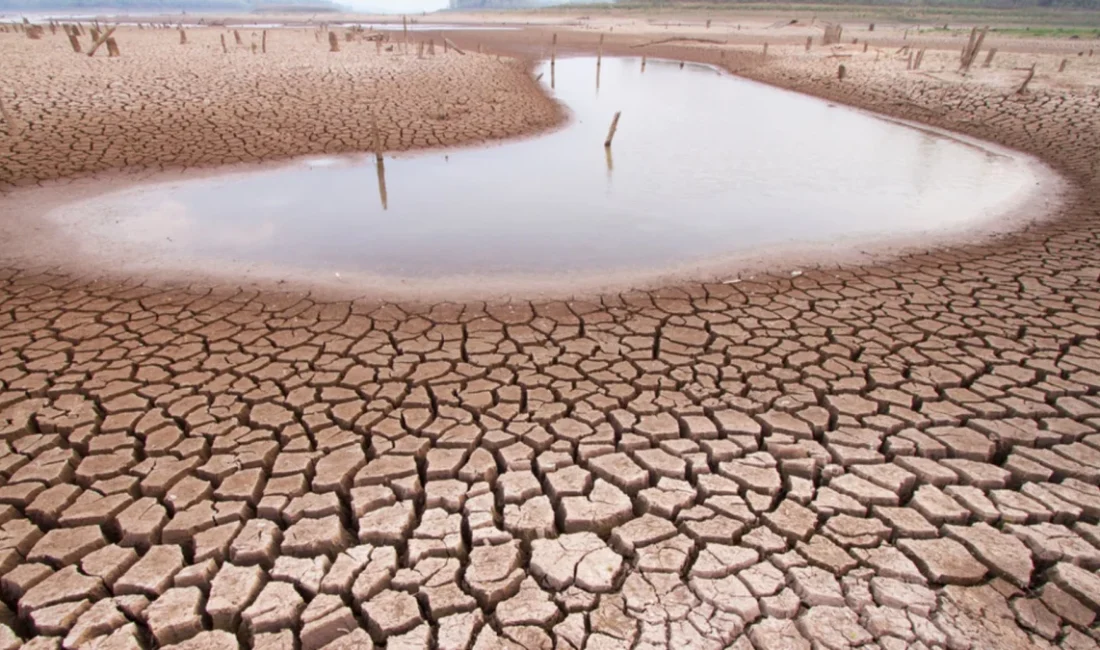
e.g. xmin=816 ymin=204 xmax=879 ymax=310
xmin=63 ymin=57 xmax=1038 ymax=279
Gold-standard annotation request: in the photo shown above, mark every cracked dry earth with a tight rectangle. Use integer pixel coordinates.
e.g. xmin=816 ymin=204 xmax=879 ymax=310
xmin=5 ymin=27 xmax=1100 ymax=650
xmin=0 ymin=27 xmax=560 ymax=188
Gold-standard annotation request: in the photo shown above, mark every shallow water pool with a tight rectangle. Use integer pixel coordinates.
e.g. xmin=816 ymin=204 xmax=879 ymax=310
xmin=49 ymin=57 xmax=1047 ymax=287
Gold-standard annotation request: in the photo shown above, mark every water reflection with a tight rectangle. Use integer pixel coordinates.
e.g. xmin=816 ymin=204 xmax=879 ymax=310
xmin=375 ymin=158 xmax=388 ymax=211
xmin=50 ymin=57 xmax=1042 ymax=281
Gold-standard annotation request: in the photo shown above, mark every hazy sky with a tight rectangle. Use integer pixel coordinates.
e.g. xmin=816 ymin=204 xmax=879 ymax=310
xmin=345 ymin=0 xmax=448 ymax=12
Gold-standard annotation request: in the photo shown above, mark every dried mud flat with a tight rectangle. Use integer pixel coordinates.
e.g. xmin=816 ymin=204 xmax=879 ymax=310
xmin=0 ymin=26 xmax=561 ymax=188
xmin=1 ymin=17 xmax=1100 ymax=650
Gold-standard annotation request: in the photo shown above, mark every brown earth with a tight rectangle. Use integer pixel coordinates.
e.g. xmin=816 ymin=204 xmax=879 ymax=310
xmin=0 ymin=25 xmax=562 ymax=189
xmin=1 ymin=14 xmax=1100 ymax=650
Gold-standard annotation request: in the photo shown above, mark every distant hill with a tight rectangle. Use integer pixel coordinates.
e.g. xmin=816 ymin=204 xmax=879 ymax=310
xmin=0 ymin=0 xmax=339 ymax=12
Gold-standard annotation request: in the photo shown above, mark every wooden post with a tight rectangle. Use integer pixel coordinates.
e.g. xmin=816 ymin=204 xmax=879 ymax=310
xmin=982 ymin=48 xmax=997 ymax=67
xmin=706 ymin=19 xmax=711 ymax=29
xmin=604 ymin=111 xmax=621 ymax=147
xmin=907 ymin=50 xmax=913 ymax=70
xmin=0 ymin=94 xmax=17 ymax=137
xmin=68 ymin=31 xmax=82 ymax=53
xmin=763 ymin=42 xmax=768 ymax=57
xmin=234 ymin=29 xmax=242 ymax=45
xmin=429 ymin=39 xmax=435 ymax=55
xmin=598 ymin=33 xmax=604 ymax=68
xmin=220 ymin=33 xmax=227 ymax=53
xmin=87 ymin=26 xmax=116 ymax=57
xmin=869 ymin=23 xmax=875 ymax=31
xmin=262 ymin=30 xmax=267 ymax=53
xmin=1017 ymin=64 xmax=1035 ymax=94
xmin=444 ymin=38 xmax=464 ymax=55
xmin=376 ymin=38 xmax=382 ymax=55
xmin=329 ymin=31 xmax=339 ymax=52
xmin=376 ymin=158 xmax=388 ymax=211
xmin=179 ymin=28 xmax=187 ymax=45
xmin=106 ymin=37 xmax=120 ymax=57
xmin=805 ymin=36 xmax=812 ymax=52
xmin=1058 ymin=58 xmax=1068 ymax=72
xmin=418 ymin=41 xmax=424 ymax=59
xmin=90 ymin=27 xmax=100 ymax=42
xmin=838 ymin=64 xmax=847 ymax=80
xmin=863 ymin=41 xmax=868 ymax=53
xmin=371 ymin=115 xmax=384 ymax=163
xmin=443 ymin=34 xmax=449 ymax=53
xmin=641 ymin=55 xmax=646 ymax=72
xmin=403 ymin=15 xmax=408 ymax=53
xmin=477 ymin=43 xmax=482 ymax=54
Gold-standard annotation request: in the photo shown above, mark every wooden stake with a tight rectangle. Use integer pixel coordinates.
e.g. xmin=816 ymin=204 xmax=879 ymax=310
xmin=0 ymin=94 xmax=17 ymax=137
xmin=371 ymin=115 xmax=384 ymax=163
xmin=87 ymin=26 xmax=116 ymax=57
xmin=376 ymin=158 xmax=388 ymax=211
xmin=329 ymin=31 xmax=339 ymax=52
xmin=763 ymin=42 xmax=768 ymax=57
xmin=1016 ymin=64 xmax=1035 ymax=94
xmin=1058 ymin=58 xmax=1068 ymax=72
xmin=429 ymin=39 xmax=435 ymax=55
xmin=604 ymin=111 xmax=621 ymax=147
xmin=863 ymin=41 xmax=868 ymax=53
xmin=234 ymin=29 xmax=242 ymax=45
xmin=838 ymin=64 xmax=847 ymax=80
xmin=982 ymin=48 xmax=997 ymax=67
xmin=220 ymin=33 xmax=227 ymax=53
xmin=68 ymin=32 xmax=82 ymax=53
xmin=805 ymin=36 xmax=812 ymax=52
xmin=106 ymin=37 xmax=119 ymax=57
xmin=179 ymin=28 xmax=187 ymax=45
xmin=444 ymin=38 xmax=464 ymax=55
xmin=262 ymin=30 xmax=267 ymax=53
xmin=597 ymin=33 xmax=604 ymax=68
xmin=403 ymin=15 xmax=408 ymax=51
xmin=551 ymin=33 xmax=556 ymax=67
xmin=641 ymin=55 xmax=646 ymax=72
xmin=418 ymin=41 xmax=424 ymax=59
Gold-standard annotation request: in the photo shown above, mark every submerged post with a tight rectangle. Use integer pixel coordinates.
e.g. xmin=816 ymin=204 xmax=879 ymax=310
xmin=604 ymin=111 xmax=621 ymax=148
xmin=376 ymin=158 xmax=388 ymax=210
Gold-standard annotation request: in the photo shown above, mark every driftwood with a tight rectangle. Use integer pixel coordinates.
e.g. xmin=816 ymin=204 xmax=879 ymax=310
xmin=87 ymin=26 xmax=117 ymax=57
xmin=630 ymin=37 xmax=723 ymax=48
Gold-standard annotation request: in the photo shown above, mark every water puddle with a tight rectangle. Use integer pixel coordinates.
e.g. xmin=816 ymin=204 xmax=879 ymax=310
xmin=45 ymin=57 xmax=1053 ymax=292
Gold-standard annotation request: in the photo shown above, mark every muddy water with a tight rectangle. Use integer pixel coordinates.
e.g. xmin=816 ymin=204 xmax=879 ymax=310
xmin=49 ymin=57 xmax=1048 ymax=285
